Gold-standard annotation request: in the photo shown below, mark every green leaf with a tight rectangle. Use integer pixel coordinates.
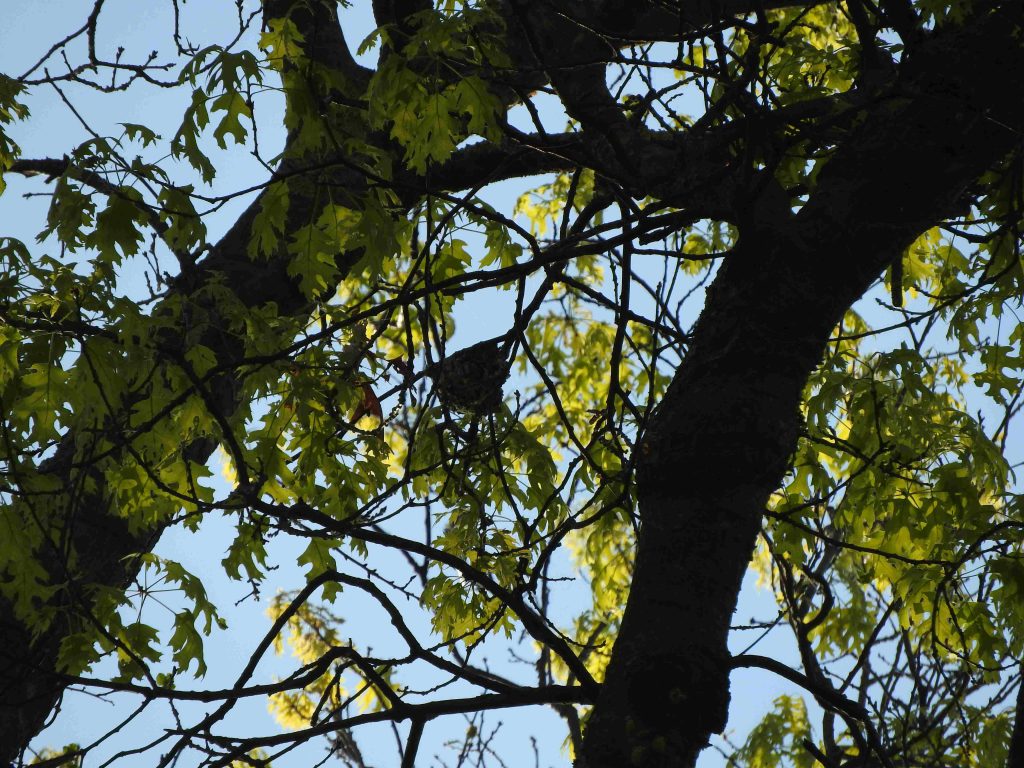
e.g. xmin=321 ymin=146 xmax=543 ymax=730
xmin=120 ymin=123 xmax=160 ymax=147
xmin=210 ymin=91 xmax=251 ymax=149
xmin=248 ymin=181 xmax=290 ymax=259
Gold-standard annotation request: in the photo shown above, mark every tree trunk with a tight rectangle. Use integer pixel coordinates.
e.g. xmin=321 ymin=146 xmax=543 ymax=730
xmin=579 ymin=7 xmax=1024 ymax=765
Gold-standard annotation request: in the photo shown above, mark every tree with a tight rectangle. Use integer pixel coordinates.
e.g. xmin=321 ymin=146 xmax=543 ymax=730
xmin=2 ymin=0 xmax=1024 ymax=766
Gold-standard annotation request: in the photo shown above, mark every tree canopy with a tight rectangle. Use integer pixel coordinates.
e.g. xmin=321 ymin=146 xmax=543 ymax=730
xmin=2 ymin=1 xmax=1024 ymax=767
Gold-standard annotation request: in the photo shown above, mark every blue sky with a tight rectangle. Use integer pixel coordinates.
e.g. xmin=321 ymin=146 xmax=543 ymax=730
xmin=2 ymin=3 xmax=815 ymax=766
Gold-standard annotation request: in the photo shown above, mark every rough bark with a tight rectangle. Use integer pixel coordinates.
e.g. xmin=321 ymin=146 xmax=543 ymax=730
xmin=578 ymin=6 xmax=1024 ymax=766
xmin=0 ymin=3 xmax=573 ymax=757
xmin=0 ymin=2 xmax=361 ymax=759
xmin=1009 ymin=667 xmax=1024 ymax=768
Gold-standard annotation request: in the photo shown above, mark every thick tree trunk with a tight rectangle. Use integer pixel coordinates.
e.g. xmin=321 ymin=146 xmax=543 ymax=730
xmin=578 ymin=7 xmax=1024 ymax=766
xmin=0 ymin=3 xmax=365 ymax=760
xmin=0 ymin=8 xmax=566 ymax=755
xmin=0 ymin=190 xmax=329 ymax=765
xmin=1008 ymin=667 xmax=1024 ymax=768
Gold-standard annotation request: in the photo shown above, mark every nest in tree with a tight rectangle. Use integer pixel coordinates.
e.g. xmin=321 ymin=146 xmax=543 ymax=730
xmin=426 ymin=338 xmax=510 ymax=414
